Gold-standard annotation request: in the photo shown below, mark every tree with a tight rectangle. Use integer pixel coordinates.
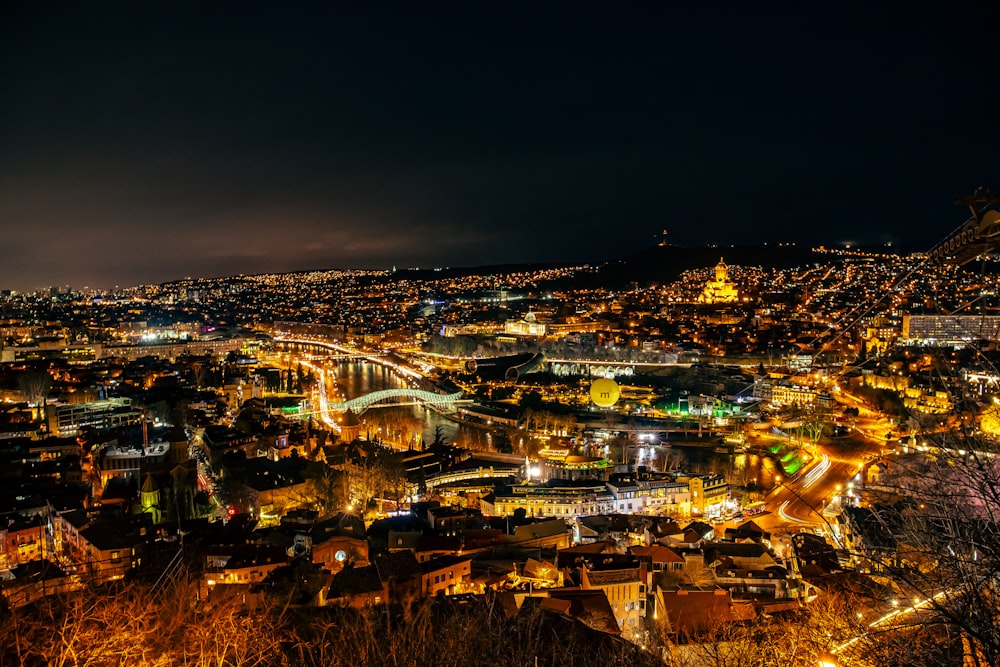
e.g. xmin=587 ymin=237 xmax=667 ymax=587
xmin=379 ymin=450 xmax=410 ymax=512
xmin=0 ymin=577 xmax=287 ymax=666
xmin=801 ymin=412 xmax=826 ymax=444
xmin=17 ymin=370 xmax=51 ymax=420
xmin=844 ymin=430 xmax=1000 ymax=666
xmin=345 ymin=442 xmax=395 ymax=517
xmin=190 ymin=361 xmax=208 ymax=390
xmin=428 ymin=424 xmax=449 ymax=449
xmin=493 ymin=430 xmax=513 ymax=454
xmin=301 ymin=462 xmax=346 ymax=518
xmin=651 ymin=589 xmax=954 ymax=667
xmin=193 ymin=490 xmax=213 ymax=516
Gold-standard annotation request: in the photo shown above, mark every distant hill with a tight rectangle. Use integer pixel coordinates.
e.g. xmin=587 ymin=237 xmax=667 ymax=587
xmin=160 ymin=243 xmax=883 ymax=291
xmin=391 ymin=262 xmax=576 ymax=282
xmin=392 ymin=244 xmax=824 ymax=290
xmin=595 ymin=243 xmax=820 ymax=287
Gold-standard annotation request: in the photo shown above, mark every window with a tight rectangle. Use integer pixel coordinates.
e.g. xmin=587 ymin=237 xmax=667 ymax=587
xmin=111 ymin=550 xmax=121 ymax=563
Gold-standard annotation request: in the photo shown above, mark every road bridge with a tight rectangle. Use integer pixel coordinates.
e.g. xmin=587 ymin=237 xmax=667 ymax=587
xmin=273 ymin=337 xmax=375 ymax=359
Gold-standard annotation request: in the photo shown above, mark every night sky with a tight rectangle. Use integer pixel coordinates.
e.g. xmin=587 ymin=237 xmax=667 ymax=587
xmin=2 ymin=3 xmax=999 ymax=291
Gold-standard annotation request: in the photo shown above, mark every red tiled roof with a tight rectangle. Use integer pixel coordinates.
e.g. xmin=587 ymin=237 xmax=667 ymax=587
xmin=558 ymin=541 xmax=614 ymax=555
xmin=659 ymin=589 xmax=751 ymax=639
xmin=630 ymin=544 xmax=684 ymax=563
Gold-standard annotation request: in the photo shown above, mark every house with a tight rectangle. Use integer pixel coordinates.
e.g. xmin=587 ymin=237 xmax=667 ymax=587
xmin=511 ymin=589 xmax=621 ymax=636
xmin=327 ymin=550 xmax=423 ymax=607
xmin=372 ymin=550 xmax=423 ymax=605
xmin=575 ymin=514 xmax=635 ymax=546
xmin=556 ymin=541 xmax=616 ymax=569
xmin=509 ymin=518 xmax=571 ymax=550
xmin=682 ymin=521 xmax=716 ymax=543
xmin=55 ymin=509 xmax=151 ymax=583
xmin=712 ymin=566 xmax=798 ymax=600
xmin=327 ymin=564 xmax=385 ymax=608
xmin=703 ymin=542 xmax=778 ymax=571
xmin=655 ymin=588 xmax=755 ymax=640
xmin=1 ymin=513 xmax=46 ymax=568
xmin=679 ymin=474 xmax=730 ymax=515
xmin=840 ymin=505 xmax=901 ymax=572
xmin=203 ymin=544 xmax=288 ymax=592
xmin=461 ymin=528 xmax=507 ymax=553
xmin=419 ymin=554 xmax=473 ymax=596
xmin=521 ymin=557 xmax=561 ymax=587
xmin=723 ymin=519 xmax=769 ymax=543
xmin=646 ymin=518 xmax=685 ymax=545
xmin=580 ymin=556 xmax=647 ymax=635
xmin=239 ymin=457 xmax=312 ymax=521
xmin=412 ymin=535 xmax=463 ymax=563
xmin=0 ymin=559 xmax=77 ymax=609
xmin=248 ymin=559 xmax=330 ymax=609
xmin=311 ymin=513 xmax=369 ymax=572
xmin=791 ymin=532 xmax=842 ymax=575
xmin=629 ymin=544 xmax=685 ymax=586
xmin=426 ymin=505 xmax=471 ymax=536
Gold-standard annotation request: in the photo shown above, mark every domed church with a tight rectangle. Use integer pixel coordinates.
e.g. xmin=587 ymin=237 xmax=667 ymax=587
xmin=700 ymin=258 xmax=739 ymax=304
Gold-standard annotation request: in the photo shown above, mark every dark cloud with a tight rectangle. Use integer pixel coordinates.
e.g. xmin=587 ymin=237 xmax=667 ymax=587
xmin=1 ymin=2 xmax=998 ymax=290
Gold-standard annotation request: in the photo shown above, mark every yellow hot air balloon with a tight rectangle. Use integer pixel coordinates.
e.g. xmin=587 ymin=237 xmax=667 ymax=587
xmin=590 ymin=378 xmax=620 ymax=407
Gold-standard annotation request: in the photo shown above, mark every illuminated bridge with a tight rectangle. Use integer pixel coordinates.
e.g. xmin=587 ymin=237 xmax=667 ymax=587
xmin=273 ymin=337 xmax=375 ymax=359
xmin=328 ymin=388 xmax=465 ymax=413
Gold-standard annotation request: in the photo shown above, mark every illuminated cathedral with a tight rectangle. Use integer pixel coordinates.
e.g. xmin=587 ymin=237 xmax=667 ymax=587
xmin=700 ymin=258 xmax=739 ymax=304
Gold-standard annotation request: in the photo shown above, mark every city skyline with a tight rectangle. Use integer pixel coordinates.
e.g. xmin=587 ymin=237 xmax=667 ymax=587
xmin=2 ymin=3 xmax=999 ymax=291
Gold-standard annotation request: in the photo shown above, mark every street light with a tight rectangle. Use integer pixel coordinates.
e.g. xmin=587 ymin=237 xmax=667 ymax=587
xmin=817 ymin=651 xmax=838 ymax=667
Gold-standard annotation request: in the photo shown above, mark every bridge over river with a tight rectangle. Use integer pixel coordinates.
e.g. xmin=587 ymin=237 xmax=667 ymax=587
xmin=327 ymin=388 xmax=465 ymax=413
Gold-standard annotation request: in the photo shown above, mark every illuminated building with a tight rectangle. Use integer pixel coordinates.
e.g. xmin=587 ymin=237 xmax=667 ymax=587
xmin=504 ymin=312 xmax=548 ymax=336
xmin=482 ymin=473 xmax=718 ymax=519
xmin=901 ymin=314 xmax=1000 ymax=345
xmin=770 ymin=384 xmax=817 ymax=407
xmin=46 ymin=397 xmax=142 ymax=437
xmin=677 ymin=474 xmax=730 ymax=515
xmin=542 ymin=453 xmax=612 ymax=481
xmin=482 ymin=480 xmax=614 ymax=517
xmin=580 ymin=559 xmax=647 ymax=634
xmin=95 ymin=441 xmax=170 ymax=486
xmin=700 ymin=258 xmax=739 ymax=304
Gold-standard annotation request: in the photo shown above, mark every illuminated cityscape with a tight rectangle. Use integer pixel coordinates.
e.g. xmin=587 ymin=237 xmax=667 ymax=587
xmin=2 ymin=237 xmax=1000 ymax=664
xmin=3 ymin=3 xmax=1000 ymax=666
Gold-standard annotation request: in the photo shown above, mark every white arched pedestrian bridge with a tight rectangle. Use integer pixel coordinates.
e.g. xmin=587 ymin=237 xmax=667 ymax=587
xmin=329 ymin=389 xmax=464 ymax=413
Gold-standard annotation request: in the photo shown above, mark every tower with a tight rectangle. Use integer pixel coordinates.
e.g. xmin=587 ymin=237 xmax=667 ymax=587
xmin=140 ymin=473 xmax=161 ymax=524
xmin=714 ymin=258 xmax=729 ymax=282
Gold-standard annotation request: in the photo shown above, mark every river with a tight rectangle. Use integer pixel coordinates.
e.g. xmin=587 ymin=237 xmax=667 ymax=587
xmin=329 ymin=358 xmax=472 ymax=448
xmin=325 ymin=356 xmax=773 ymax=487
